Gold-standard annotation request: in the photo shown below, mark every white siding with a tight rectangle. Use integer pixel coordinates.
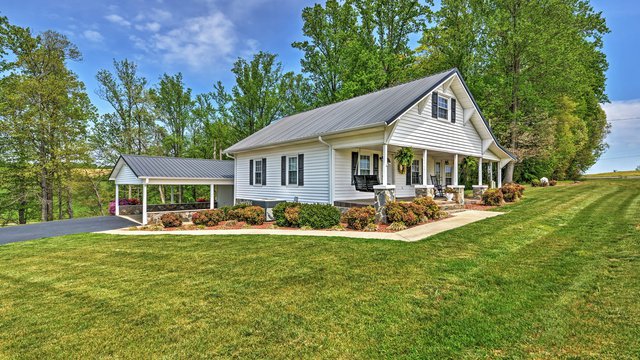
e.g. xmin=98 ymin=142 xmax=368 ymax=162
xmin=115 ymin=165 xmax=142 ymax=185
xmin=334 ymin=149 xmax=382 ymax=201
xmin=389 ymin=87 xmax=485 ymax=157
xmin=235 ymin=141 xmax=330 ymax=203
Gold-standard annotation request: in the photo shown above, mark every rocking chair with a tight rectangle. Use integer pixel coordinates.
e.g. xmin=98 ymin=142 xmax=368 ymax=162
xmin=430 ymin=176 xmax=445 ymax=198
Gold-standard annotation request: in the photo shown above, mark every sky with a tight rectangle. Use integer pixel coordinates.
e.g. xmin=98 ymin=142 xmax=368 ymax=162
xmin=1 ymin=0 xmax=638 ymax=173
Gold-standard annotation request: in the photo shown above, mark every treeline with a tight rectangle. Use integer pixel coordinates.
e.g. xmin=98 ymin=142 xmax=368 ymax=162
xmin=0 ymin=0 xmax=609 ymax=224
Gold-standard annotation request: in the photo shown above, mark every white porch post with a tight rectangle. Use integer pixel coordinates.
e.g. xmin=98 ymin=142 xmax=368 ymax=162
xmin=453 ymin=154 xmax=459 ymax=186
xmin=210 ymin=184 xmax=215 ymax=209
xmin=478 ymin=157 xmax=483 ymax=186
xmin=382 ymin=144 xmax=388 ymax=186
xmin=115 ymin=184 xmax=119 ymax=216
xmin=497 ymin=164 xmax=503 ymax=188
xmin=142 ymin=183 xmax=148 ymax=225
xmin=422 ymin=149 xmax=428 ymax=186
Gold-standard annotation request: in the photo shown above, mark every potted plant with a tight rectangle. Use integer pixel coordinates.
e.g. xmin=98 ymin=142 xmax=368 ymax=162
xmin=394 ymin=147 xmax=414 ymax=174
xmin=444 ymin=187 xmax=456 ymax=201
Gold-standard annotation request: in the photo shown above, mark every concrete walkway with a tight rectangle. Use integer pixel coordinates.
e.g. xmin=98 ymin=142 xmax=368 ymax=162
xmin=98 ymin=210 xmax=502 ymax=242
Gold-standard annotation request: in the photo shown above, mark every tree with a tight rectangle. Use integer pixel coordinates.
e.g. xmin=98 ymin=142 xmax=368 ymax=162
xmin=91 ymin=59 xmax=157 ymax=165
xmin=0 ymin=22 xmax=96 ymax=222
xmin=150 ymin=73 xmax=194 ymax=157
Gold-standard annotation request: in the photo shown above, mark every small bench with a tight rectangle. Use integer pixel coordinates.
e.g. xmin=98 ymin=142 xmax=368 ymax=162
xmin=353 ymin=175 xmax=380 ymax=192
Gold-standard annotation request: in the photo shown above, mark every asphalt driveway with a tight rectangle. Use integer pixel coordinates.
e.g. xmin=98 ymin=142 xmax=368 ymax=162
xmin=0 ymin=216 xmax=137 ymax=245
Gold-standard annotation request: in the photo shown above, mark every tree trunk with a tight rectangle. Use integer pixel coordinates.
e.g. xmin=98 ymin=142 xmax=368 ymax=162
xmin=66 ymin=185 xmax=73 ymax=219
xmin=505 ymin=162 xmax=515 ymax=183
xmin=178 ymin=185 xmax=182 ymax=203
xmin=159 ymin=185 xmax=165 ymax=204
xmin=18 ymin=200 xmax=27 ymax=225
xmin=41 ymin=168 xmax=47 ymax=222
xmin=58 ymin=178 xmax=63 ymax=219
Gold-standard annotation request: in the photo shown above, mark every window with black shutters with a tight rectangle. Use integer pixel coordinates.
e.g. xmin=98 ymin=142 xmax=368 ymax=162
xmin=254 ymin=159 xmax=262 ymax=185
xmin=288 ymin=156 xmax=298 ymax=185
xmin=411 ymin=160 xmax=421 ymax=184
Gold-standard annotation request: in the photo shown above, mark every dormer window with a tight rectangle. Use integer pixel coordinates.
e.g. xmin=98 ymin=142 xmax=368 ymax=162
xmin=438 ymin=97 xmax=449 ymax=119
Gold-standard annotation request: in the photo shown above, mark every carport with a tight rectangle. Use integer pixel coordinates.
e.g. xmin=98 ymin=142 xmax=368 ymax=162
xmin=109 ymin=155 xmax=234 ymax=225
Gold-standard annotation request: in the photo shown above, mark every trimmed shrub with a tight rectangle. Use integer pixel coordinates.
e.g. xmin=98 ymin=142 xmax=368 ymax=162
xmin=386 ymin=201 xmax=436 ymax=226
xmin=364 ymin=223 xmax=378 ymax=232
xmin=192 ymin=209 xmax=224 ymax=227
xmin=220 ymin=203 xmax=250 ymax=219
xmin=549 ymin=179 xmax=558 ymax=186
xmin=413 ymin=196 xmax=442 ymax=219
xmin=196 ymin=197 xmax=208 ymax=203
xmin=160 ymin=213 xmax=182 ymax=228
xmin=224 ymin=205 xmax=265 ymax=225
xmin=501 ymin=183 xmax=525 ymax=202
xmin=388 ymin=221 xmax=407 ymax=231
xmin=273 ymin=202 xmax=300 ymax=227
xmin=342 ymin=206 xmax=376 ymax=230
xmin=482 ymin=189 xmax=504 ymax=206
xmin=284 ymin=206 xmax=301 ymax=227
xmin=298 ymin=203 xmax=341 ymax=229
xmin=531 ymin=179 xmax=541 ymax=187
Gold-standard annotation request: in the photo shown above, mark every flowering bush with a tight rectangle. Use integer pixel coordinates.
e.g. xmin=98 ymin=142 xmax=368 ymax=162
xmin=284 ymin=206 xmax=301 ymax=227
xmin=226 ymin=206 xmax=265 ymax=225
xmin=196 ymin=197 xmax=209 ymax=203
xmin=192 ymin=209 xmax=224 ymax=226
xmin=549 ymin=179 xmax=558 ymax=186
xmin=160 ymin=213 xmax=182 ymax=228
xmin=413 ymin=197 xmax=442 ymax=219
xmin=482 ymin=189 xmax=504 ymax=206
xmin=342 ymin=206 xmax=376 ymax=230
xmin=501 ymin=183 xmax=525 ymax=202
xmin=109 ymin=198 xmax=141 ymax=215
xmin=273 ymin=202 xmax=300 ymax=226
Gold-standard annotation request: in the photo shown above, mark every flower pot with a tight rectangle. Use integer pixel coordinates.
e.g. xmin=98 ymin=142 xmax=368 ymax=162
xmin=445 ymin=193 xmax=454 ymax=201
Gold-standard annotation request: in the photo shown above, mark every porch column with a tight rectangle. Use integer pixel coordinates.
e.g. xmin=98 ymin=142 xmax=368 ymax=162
xmin=422 ymin=149 xmax=428 ymax=186
xmin=453 ymin=154 xmax=459 ymax=186
xmin=497 ymin=164 xmax=503 ymax=188
xmin=115 ymin=184 xmax=119 ymax=216
xmin=210 ymin=184 xmax=215 ymax=209
xmin=478 ymin=157 xmax=483 ymax=186
xmin=142 ymin=183 xmax=148 ymax=225
xmin=382 ymin=143 xmax=388 ymax=185
xmin=170 ymin=186 xmax=174 ymax=203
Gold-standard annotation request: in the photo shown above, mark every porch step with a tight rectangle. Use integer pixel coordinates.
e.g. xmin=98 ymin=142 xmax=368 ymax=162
xmin=434 ymin=200 xmax=465 ymax=214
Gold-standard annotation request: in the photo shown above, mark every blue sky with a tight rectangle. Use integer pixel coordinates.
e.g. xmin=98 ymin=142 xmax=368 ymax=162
xmin=2 ymin=0 xmax=638 ymax=173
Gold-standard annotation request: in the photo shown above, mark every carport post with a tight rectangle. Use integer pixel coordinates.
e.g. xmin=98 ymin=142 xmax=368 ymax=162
xmin=209 ymin=184 xmax=215 ymax=209
xmin=115 ymin=185 xmax=119 ymax=216
xmin=142 ymin=184 xmax=148 ymax=225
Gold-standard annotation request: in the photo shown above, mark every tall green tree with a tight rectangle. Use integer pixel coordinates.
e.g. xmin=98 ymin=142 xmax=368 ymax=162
xmin=150 ymin=73 xmax=194 ymax=157
xmin=91 ymin=59 xmax=157 ymax=165
xmin=0 ymin=21 xmax=96 ymax=222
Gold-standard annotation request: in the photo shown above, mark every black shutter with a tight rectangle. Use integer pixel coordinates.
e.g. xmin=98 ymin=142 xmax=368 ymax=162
xmin=281 ymin=156 xmax=286 ymax=185
xmin=406 ymin=165 xmax=411 ymax=185
xmin=298 ymin=154 xmax=304 ymax=186
xmin=431 ymin=92 xmax=438 ymax=118
xmin=420 ymin=159 xmax=423 ymax=184
xmin=351 ymin=152 xmax=358 ymax=184
xmin=261 ymin=158 xmax=267 ymax=185
xmin=451 ymin=98 xmax=456 ymax=123
xmin=249 ymin=159 xmax=253 ymax=185
xmin=373 ymin=154 xmax=379 ymax=180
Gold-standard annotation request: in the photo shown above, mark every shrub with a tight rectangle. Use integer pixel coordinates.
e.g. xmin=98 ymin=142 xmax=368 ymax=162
xmin=342 ymin=206 xmax=376 ymax=230
xmin=482 ymin=189 xmax=504 ymax=206
xmin=192 ymin=209 xmax=224 ymax=227
xmin=196 ymin=197 xmax=208 ymax=203
xmin=298 ymin=203 xmax=342 ymax=229
xmin=531 ymin=179 xmax=541 ymax=187
xmin=160 ymin=213 xmax=182 ymax=228
xmin=284 ymin=206 xmax=301 ymax=227
xmin=220 ymin=203 xmax=250 ymax=219
xmin=413 ymin=197 xmax=442 ymax=219
xmin=224 ymin=220 xmax=238 ymax=227
xmin=549 ymin=179 xmax=558 ymax=186
xmin=126 ymin=198 xmax=141 ymax=205
xmin=501 ymin=183 xmax=525 ymax=202
xmin=364 ymin=223 xmax=378 ymax=232
xmin=224 ymin=205 xmax=265 ymax=225
xmin=388 ymin=222 xmax=407 ymax=231
xmin=273 ymin=202 xmax=300 ymax=226
xmin=541 ymin=180 xmax=549 ymax=187
xmin=386 ymin=200 xmax=435 ymax=226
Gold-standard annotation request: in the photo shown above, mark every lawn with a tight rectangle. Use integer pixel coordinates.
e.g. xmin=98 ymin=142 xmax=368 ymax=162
xmin=583 ymin=170 xmax=640 ymax=178
xmin=0 ymin=180 xmax=639 ymax=358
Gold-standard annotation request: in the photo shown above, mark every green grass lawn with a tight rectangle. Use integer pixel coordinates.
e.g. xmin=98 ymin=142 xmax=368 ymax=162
xmin=583 ymin=170 xmax=640 ymax=178
xmin=1 ymin=180 xmax=639 ymax=358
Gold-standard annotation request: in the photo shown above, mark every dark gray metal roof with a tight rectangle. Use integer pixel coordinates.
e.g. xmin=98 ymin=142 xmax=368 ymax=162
xmin=225 ymin=68 xmax=456 ymax=153
xmin=115 ymin=154 xmax=234 ymax=179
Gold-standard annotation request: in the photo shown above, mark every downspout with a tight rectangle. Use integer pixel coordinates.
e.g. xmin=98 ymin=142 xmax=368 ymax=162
xmin=318 ymin=136 xmax=333 ymax=205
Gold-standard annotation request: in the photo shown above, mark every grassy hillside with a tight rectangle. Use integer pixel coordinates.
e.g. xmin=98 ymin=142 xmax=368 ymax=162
xmin=583 ymin=170 xmax=640 ymax=178
xmin=0 ymin=179 xmax=638 ymax=358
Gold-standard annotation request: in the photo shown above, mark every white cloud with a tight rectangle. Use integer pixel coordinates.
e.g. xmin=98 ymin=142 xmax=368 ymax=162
xmin=135 ymin=22 xmax=161 ymax=32
xmin=133 ymin=12 xmax=237 ymax=69
xmin=83 ymin=30 xmax=104 ymax=42
xmin=587 ymin=99 xmax=640 ymax=173
xmin=105 ymin=14 xmax=131 ymax=28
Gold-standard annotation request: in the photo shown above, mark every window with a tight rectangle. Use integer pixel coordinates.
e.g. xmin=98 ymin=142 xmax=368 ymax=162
xmin=411 ymin=160 xmax=421 ymax=184
xmin=359 ymin=155 xmax=370 ymax=175
xmin=445 ymin=161 xmax=452 ymax=186
xmin=435 ymin=161 xmax=441 ymax=184
xmin=288 ymin=156 xmax=298 ymax=185
xmin=438 ymin=97 xmax=449 ymax=119
xmin=255 ymin=159 xmax=262 ymax=185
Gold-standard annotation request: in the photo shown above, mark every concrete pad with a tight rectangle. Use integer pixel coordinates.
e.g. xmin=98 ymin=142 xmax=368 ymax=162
xmin=98 ymin=210 xmax=503 ymax=242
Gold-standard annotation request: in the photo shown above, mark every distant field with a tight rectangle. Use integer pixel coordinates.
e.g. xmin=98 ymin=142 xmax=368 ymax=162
xmin=584 ymin=170 xmax=640 ymax=179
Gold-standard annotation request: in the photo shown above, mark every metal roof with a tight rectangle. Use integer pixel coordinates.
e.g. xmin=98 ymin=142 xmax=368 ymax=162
xmin=225 ymin=68 xmax=456 ymax=153
xmin=110 ymin=154 xmax=234 ymax=180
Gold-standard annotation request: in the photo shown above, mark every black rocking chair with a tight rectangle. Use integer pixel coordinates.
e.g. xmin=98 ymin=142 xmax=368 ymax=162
xmin=431 ymin=176 xmax=445 ymax=198
xmin=353 ymin=175 xmax=380 ymax=192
